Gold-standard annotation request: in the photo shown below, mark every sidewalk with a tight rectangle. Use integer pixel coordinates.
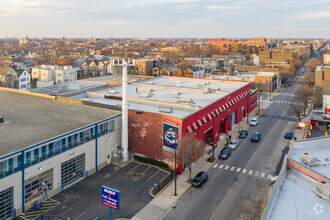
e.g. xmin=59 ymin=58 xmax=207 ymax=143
xmin=131 ymin=116 xmax=254 ymax=220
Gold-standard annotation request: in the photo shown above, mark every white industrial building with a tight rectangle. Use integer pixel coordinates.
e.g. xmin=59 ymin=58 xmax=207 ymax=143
xmin=0 ymin=89 xmax=121 ymax=219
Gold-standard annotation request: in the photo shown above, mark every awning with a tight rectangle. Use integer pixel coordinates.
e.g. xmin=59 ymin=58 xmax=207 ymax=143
xmin=219 ymin=107 xmax=223 ymax=112
xmin=225 ymin=103 xmax=230 ymax=108
xmin=187 ymin=126 xmax=193 ymax=133
xmin=202 ymin=117 xmax=208 ymax=123
xmin=222 ymin=105 xmax=226 ymax=110
xmin=228 ymin=102 xmax=232 ymax=107
xmin=215 ymin=109 xmax=220 ymax=115
xmin=208 ymin=114 xmax=212 ymax=120
xmin=192 ymin=122 xmax=198 ymax=130
xmin=197 ymin=120 xmax=203 ymax=126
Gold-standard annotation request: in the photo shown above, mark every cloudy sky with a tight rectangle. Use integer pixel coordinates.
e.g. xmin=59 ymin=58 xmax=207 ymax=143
xmin=1 ymin=0 xmax=330 ymax=38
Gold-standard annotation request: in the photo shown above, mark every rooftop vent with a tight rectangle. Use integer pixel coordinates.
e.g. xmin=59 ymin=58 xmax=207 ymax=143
xmin=203 ymin=88 xmax=211 ymax=94
xmin=146 ymin=81 xmax=154 ymax=84
xmin=143 ymin=88 xmax=153 ymax=93
xmin=316 ymin=181 xmax=330 ymax=199
xmin=139 ymin=92 xmax=151 ymax=98
xmin=0 ymin=116 xmax=3 ymax=123
xmin=108 ymin=89 xmax=118 ymax=94
xmin=300 ymin=153 xmax=317 ymax=166
xmin=170 ymin=91 xmax=181 ymax=95
xmin=198 ymin=82 xmax=207 ymax=86
xmin=180 ymin=97 xmax=192 ymax=103
xmin=159 ymin=107 xmax=173 ymax=113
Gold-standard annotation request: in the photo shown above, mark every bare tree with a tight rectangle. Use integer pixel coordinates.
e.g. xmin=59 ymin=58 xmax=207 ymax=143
xmin=305 ymin=58 xmax=321 ymax=72
xmin=288 ymin=104 xmax=304 ymax=121
xmin=297 ymin=85 xmax=314 ymax=115
xmin=179 ymin=133 xmax=203 ymax=182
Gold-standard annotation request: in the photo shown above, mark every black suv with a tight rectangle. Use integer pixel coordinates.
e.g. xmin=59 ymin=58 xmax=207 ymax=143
xmin=219 ymin=147 xmax=232 ymax=159
xmin=239 ymin=130 xmax=248 ymax=138
xmin=251 ymin=132 xmax=261 ymax=142
xmin=192 ymin=171 xmax=208 ymax=188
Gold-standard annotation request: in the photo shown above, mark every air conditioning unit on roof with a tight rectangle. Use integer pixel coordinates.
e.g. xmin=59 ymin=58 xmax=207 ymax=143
xmin=300 ymin=153 xmax=317 ymax=166
xmin=159 ymin=107 xmax=173 ymax=113
xmin=143 ymin=88 xmax=153 ymax=93
xmin=108 ymin=89 xmax=118 ymax=94
xmin=316 ymin=181 xmax=330 ymax=200
xmin=139 ymin=92 xmax=151 ymax=98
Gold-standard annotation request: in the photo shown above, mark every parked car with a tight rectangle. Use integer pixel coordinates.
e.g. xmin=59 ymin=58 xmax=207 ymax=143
xmin=288 ymin=81 xmax=294 ymax=86
xmin=219 ymin=147 xmax=232 ymax=159
xmin=284 ymin=132 xmax=293 ymax=139
xmin=251 ymin=132 xmax=261 ymax=142
xmin=228 ymin=139 xmax=239 ymax=150
xmin=239 ymin=130 xmax=248 ymax=139
xmin=250 ymin=118 xmax=259 ymax=126
xmin=192 ymin=171 xmax=208 ymax=188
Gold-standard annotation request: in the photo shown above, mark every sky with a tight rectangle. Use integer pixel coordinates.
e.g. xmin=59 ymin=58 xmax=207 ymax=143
xmin=1 ymin=0 xmax=330 ymax=39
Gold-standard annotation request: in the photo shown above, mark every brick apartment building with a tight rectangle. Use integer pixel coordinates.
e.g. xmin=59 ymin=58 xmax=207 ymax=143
xmin=207 ymin=38 xmax=272 ymax=54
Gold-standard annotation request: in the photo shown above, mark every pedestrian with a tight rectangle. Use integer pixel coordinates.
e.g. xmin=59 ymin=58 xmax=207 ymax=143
xmin=229 ymin=134 xmax=232 ymax=140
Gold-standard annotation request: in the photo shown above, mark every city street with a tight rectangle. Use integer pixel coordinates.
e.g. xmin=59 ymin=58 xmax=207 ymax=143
xmin=165 ymin=83 xmax=301 ymax=220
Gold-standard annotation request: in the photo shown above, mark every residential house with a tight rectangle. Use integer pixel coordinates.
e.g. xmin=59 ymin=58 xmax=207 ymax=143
xmin=184 ymin=66 xmax=205 ymax=78
xmin=81 ymin=60 xmax=107 ymax=77
xmin=16 ymin=69 xmax=31 ymax=90
xmin=0 ymin=66 xmax=18 ymax=88
xmin=138 ymin=60 xmax=154 ymax=76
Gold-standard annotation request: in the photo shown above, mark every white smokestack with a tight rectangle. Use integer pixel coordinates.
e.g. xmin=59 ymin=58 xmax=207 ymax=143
xmin=122 ymin=62 xmax=129 ymax=161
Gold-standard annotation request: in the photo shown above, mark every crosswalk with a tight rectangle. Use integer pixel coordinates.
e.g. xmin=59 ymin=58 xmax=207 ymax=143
xmin=273 ymin=100 xmax=302 ymax=105
xmin=212 ymin=163 xmax=278 ymax=181
xmin=281 ymin=93 xmax=297 ymax=97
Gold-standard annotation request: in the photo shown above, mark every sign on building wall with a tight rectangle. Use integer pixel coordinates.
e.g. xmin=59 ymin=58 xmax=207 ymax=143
xmin=102 ymin=185 xmax=120 ymax=210
xmin=163 ymin=119 xmax=179 ymax=152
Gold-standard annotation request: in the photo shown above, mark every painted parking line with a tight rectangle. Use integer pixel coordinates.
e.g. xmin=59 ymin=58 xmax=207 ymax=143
xmin=242 ymin=169 xmax=247 ymax=174
xmin=126 ymin=163 xmax=141 ymax=174
xmin=59 ymin=207 xmax=73 ymax=216
xmin=140 ymin=166 xmax=151 ymax=175
xmin=147 ymin=170 xmax=161 ymax=181
xmin=267 ymin=174 xmax=272 ymax=179
xmin=255 ymin=171 xmax=259 ymax=177
xmin=248 ymin=170 xmax=253 ymax=175
xmin=224 ymin=166 xmax=230 ymax=170
xmin=230 ymin=167 xmax=235 ymax=171
xmin=19 ymin=198 xmax=61 ymax=220
xmin=73 ymin=211 xmax=86 ymax=220
xmin=213 ymin=164 xmax=218 ymax=168
xmin=260 ymin=173 xmax=265 ymax=178
xmin=236 ymin=168 xmax=241 ymax=172
xmin=219 ymin=165 xmax=224 ymax=169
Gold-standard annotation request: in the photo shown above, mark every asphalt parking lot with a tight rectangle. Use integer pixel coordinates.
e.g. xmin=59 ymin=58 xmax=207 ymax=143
xmin=18 ymin=161 xmax=169 ymax=220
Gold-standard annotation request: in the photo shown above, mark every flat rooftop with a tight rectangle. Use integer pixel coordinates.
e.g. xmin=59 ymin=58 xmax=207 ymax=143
xmin=70 ymin=76 xmax=249 ymax=119
xmin=30 ymin=81 xmax=107 ymax=96
xmin=291 ymin=136 xmax=330 ymax=178
xmin=0 ymin=91 xmax=120 ymax=157
xmin=267 ymin=170 xmax=330 ymax=220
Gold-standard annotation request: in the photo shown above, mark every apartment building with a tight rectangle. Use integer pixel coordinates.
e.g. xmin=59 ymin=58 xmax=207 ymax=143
xmin=315 ymin=64 xmax=330 ymax=88
xmin=31 ymin=65 xmax=78 ymax=85
xmin=259 ymin=50 xmax=298 ymax=66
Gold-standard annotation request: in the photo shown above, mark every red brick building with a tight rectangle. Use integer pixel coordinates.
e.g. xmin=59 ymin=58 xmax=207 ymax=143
xmin=208 ymin=38 xmax=270 ymax=54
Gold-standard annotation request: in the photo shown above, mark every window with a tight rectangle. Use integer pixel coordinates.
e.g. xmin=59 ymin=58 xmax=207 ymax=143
xmin=47 ymin=143 xmax=54 ymax=158
xmin=40 ymin=146 xmax=47 ymax=162
xmin=61 ymin=138 xmax=67 ymax=152
xmin=74 ymin=134 xmax=78 ymax=147
xmin=322 ymin=71 xmax=324 ymax=80
xmin=0 ymin=161 xmax=5 ymax=179
xmin=68 ymin=136 xmax=73 ymax=149
xmin=25 ymin=151 xmax=31 ymax=168
xmin=32 ymin=148 xmax=39 ymax=165
xmin=14 ymin=154 xmax=22 ymax=172
xmin=5 ymin=159 xmax=13 ymax=176
xmin=54 ymin=140 xmax=61 ymax=155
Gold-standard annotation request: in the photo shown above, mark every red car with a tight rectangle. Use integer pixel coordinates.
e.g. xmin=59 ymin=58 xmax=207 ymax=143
xmin=288 ymin=81 xmax=294 ymax=86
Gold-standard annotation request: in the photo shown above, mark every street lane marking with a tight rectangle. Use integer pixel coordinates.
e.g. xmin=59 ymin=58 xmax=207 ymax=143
xmin=274 ymin=175 xmax=278 ymax=180
xmin=213 ymin=164 xmax=218 ymax=168
xmin=126 ymin=163 xmax=141 ymax=174
xmin=236 ymin=168 xmax=241 ymax=172
xmin=147 ymin=170 xmax=161 ymax=181
xmin=242 ymin=169 xmax=247 ymax=174
xmin=60 ymin=207 xmax=73 ymax=216
xmin=73 ymin=212 xmax=85 ymax=220
xmin=219 ymin=165 xmax=224 ymax=169
xmin=261 ymin=173 xmax=265 ymax=178
xmin=255 ymin=171 xmax=259 ymax=176
xmin=225 ymin=165 xmax=230 ymax=170
xmin=249 ymin=170 xmax=253 ymax=175
xmin=230 ymin=166 xmax=235 ymax=171
xmin=267 ymin=174 xmax=272 ymax=179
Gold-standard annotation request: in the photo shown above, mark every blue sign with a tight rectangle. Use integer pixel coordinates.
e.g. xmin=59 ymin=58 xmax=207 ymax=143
xmin=102 ymin=186 xmax=120 ymax=210
xmin=163 ymin=119 xmax=179 ymax=152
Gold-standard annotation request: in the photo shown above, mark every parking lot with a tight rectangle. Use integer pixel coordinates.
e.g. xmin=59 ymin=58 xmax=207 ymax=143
xmin=18 ymin=161 xmax=170 ymax=220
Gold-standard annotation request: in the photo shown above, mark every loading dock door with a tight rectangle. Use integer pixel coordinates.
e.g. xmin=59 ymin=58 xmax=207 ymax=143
xmin=61 ymin=153 xmax=85 ymax=187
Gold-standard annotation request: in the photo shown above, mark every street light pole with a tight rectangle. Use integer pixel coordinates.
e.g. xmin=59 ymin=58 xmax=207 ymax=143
xmin=212 ymin=113 xmax=215 ymax=160
xmin=269 ymin=76 xmax=272 ymax=102
xmin=174 ymin=146 xmax=177 ymax=196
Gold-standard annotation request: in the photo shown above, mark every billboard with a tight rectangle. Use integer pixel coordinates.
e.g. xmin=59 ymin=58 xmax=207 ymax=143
xmin=163 ymin=119 xmax=179 ymax=152
xmin=102 ymin=186 xmax=120 ymax=210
